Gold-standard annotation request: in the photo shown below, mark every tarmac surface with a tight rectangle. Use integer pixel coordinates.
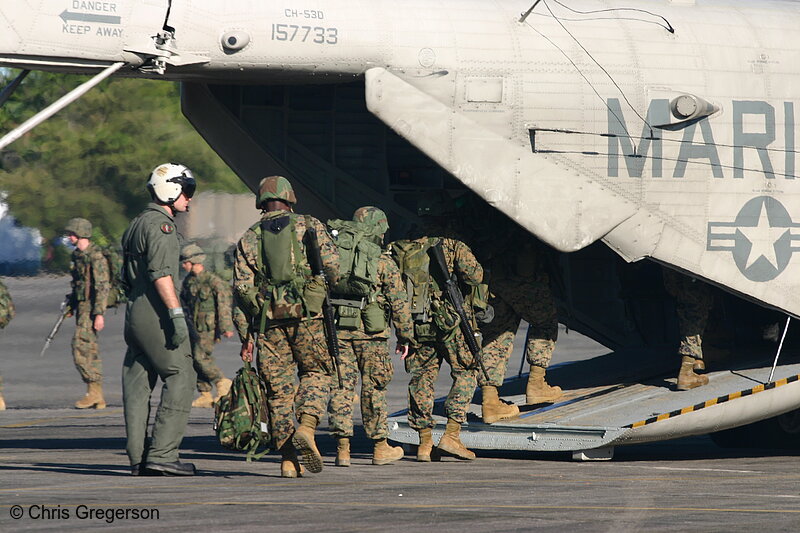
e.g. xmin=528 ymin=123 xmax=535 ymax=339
xmin=1 ymin=275 xmax=799 ymax=531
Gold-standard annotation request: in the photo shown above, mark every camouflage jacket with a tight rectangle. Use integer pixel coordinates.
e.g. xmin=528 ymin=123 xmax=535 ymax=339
xmin=234 ymin=210 xmax=339 ymax=337
xmin=0 ymin=278 xmax=15 ymax=329
xmin=338 ymin=253 xmax=414 ymax=341
xmin=69 ymin=243 xmax=110 ymax=315
xmin=414 ymin=235 xmax=484 ymax=289
xmin=181 ymin=270 xmax=234 ymax=337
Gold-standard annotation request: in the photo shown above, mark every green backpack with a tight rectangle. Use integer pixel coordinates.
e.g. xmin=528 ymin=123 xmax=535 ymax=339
xmin=327 ymin=219 xmax=382 ymax=297
xmin=327 ymin=219 xmax=385 ymax=331
xmin=390 ymin=238 xmax=460 ymax=341
xmin=213 ymin=362 xmax=272 ymax=462
xmin=256 ymin=214 xmax=313 ymax=321
xmin=100 ymin=245 xmax=127 ymax=308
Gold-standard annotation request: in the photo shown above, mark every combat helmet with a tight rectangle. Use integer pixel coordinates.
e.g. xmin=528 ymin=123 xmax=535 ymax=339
xmin=180 ymin=243 xmax=206 ymax=265
xmin=353 ymin=206 xmax=389 ymax=235
xmin=257 ymin=176 xmax=296 ymax=209
xmin=64 ymin=218 xmax=92 ymax=239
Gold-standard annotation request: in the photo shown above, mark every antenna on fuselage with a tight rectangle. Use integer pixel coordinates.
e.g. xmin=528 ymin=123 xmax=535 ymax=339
xmin=519 ymin=0 xmax=542 ymax=23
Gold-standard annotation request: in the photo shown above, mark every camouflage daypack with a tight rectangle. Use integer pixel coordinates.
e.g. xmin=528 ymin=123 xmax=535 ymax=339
xmin=0 ymin=280 xmax=15 ymax=329
xmin=100 ymin=245 xmax=127 ymax=308
xmin=390 ymin=238 xmax=460 ymax=342
xmin=213 ymin=362 xmax=271 ymax=461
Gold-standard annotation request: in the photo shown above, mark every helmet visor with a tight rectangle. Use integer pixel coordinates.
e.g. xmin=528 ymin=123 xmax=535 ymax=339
xmin=168 ymin=169 xmax=196 ymax=199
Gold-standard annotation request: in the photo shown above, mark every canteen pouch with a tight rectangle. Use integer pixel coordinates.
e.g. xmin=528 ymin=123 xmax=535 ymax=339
xmin=431 ymin=299 xmax=460 ymax=340
xmin=362 ymin=301 xmax=386 ymax=334
xmin=302 ymin=275 xmax=326 ymax=316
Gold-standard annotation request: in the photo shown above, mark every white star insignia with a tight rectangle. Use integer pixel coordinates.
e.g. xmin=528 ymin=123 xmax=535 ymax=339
xmin=736 ymin=200 xmax=786 ymax=269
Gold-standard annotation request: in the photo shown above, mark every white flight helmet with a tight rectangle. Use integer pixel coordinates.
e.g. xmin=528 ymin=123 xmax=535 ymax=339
xmin=147 ymin=163 xmax=197 ymax=204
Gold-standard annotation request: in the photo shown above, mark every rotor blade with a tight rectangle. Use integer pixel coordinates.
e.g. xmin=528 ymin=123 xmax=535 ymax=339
xmin=0 ymin=62 xmax=125 ymax=150
xmin=0 ymin=69 xmax=30 ymax=107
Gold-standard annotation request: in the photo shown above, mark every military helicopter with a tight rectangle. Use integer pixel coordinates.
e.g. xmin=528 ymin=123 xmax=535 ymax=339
xmin=2 ymin=0 xmax=800 ymax=458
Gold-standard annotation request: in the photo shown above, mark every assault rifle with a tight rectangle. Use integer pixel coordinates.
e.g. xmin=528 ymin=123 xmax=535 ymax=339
xmin=429 ymin=241 xmax=491 ymax=381
xmin=304 ymin=227 xmax=344 ymax=389
xmin=40 ymin=296 xmax=70 ymax=357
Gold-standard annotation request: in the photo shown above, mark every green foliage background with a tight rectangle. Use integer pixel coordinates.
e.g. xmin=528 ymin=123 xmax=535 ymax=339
xmin=0 ymin=69 xmax=246 ymax=245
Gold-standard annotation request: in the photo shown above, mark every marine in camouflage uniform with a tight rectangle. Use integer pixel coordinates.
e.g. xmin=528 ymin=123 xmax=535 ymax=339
xmin=65 ymin=217 xmax=110 ymax=410
xmin=326 ymin=207 xmax=414 ymax=467
xmin=397 ymin=215 xmax=484 ymax=461
xmin=663 ymin=267 xmax=712 ymax=390
xmin=0 ymin=278 xmax=15 ymax=410
xmin=476 ymin=229 xmax=562 ymax=410
xmin=234 ymin=176 xmax=339 ymax=478
xmin=179 ymin=244 xmax=234 ymax=408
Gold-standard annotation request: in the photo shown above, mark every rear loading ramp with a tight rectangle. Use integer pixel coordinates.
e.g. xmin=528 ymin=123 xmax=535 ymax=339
xmin=388 ymin=348 xmax=800 ymax=454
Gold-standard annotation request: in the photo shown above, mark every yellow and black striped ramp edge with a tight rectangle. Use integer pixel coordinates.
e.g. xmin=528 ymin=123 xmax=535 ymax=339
xmin=628 ymin=374 xmax=800 ymax=429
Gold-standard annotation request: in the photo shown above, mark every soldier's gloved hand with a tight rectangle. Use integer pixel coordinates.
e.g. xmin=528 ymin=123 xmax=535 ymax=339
xmin=168 ymin=307 xmax=189 ymax=348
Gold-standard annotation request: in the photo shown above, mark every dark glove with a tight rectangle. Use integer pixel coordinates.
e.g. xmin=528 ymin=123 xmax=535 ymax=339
xmin=168 ymin=307 xmax=189 ymax=348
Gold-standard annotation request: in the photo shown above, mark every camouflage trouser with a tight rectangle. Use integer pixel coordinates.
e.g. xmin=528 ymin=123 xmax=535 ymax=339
xmin=478 ymin=275 xmax=558 ymax=387
xmin=328 ymin=338 xmax=394 ymax=440
xmin=72 ymin=302 xmax=102 ymax=383
xmin=406 ymin=333 xmax=477 ymax=429
xmin=256 ymin=318 xmax=332 ymax=450
xmin=663 ymin=269 xmax=713 ymax=359
xmin=192 ymin=331 xmax=225 ymax=393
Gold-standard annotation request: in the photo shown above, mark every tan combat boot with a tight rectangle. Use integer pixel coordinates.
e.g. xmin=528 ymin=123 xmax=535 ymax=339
xmin=693 ymin=358 xmax=706 ymax=372
xmin=526 ymin=366 xmax=563 ymax=405
xmin=435 ymin=419 xmax=476 ymax=460
xmin=372 ymin=438 xmax=404 ymax=465
xmin=481 ymin=385 xmax=520 ymax=424
xmin=677 ymin=356 xmax=709 ymax=390
xmin=417 ymin=428 xmax=434 ymax=462
xmin=0 ymin=393 xmax=5 ymax=410
xmin=280 ymin=443 xmax=306 ymax=478
xmin=75 ymin=382 xmax=106 ymax=409
xmin=214 ymin=377 xmax=232 ymax=403
xmin=335 ymin=437 xmax=351 ymax=467
xmin=191 ymin=391 xmax=214 ymax=408
xmin=292 ymin=414 xmax=324 ymax=473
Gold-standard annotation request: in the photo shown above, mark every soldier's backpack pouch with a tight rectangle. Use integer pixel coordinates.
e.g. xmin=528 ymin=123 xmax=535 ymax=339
xmin=327 ymin=219 xmax=382 ymax=297
xmin=361 ymin=300 xmax=387 ymax=334
xmin=213 ymin=362 xmax=271 ymax=461
xmin=302 ymin=275 xmax=326 ymax=316
xmin=259 ymin=216 xmax=307 ymax=320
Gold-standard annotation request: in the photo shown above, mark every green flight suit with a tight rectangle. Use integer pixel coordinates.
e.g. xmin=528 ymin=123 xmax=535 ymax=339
xmin=121 ymin=203 xmax=197 ymax=466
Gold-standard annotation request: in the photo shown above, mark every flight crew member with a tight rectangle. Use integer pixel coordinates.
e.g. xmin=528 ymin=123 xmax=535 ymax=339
xmin=121 ymin=163 xmax=198 ymax=476
xmin=0 ymin=277 xmax=15 ymax=410
xmin=234 ymin=176 xmax=339 ymax=478
xmin=64 ymin=217 xmax=110 ymax=410
xmin=326 ymin=207 xmax=414 ymax=467
xmin=179 ymin=243 xmax=234 ymax=408
xmin=663 ymin=268 xmax=712 ymax=390
xmin=394 ymin=198 xmax=485 ymax=462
